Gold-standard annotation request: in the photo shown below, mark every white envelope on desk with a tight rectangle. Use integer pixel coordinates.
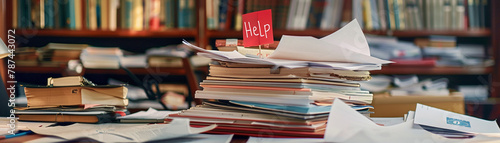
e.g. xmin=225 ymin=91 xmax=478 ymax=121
xmin=414 ymin=103 xmax=500 ymax=134
xmin=268 ymin=20 xmax=392 ymax=64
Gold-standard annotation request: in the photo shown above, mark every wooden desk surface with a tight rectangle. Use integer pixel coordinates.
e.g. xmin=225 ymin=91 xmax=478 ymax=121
xmin=1 ymin=134 xmax=250 ymax=143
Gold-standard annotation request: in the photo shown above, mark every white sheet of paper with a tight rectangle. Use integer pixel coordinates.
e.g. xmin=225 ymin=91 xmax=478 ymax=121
xmin=117 ymin=107 xmax=180 ymax=120
xmin=371 ymin=117 xmax=405 ymax=126
xmin=26 ymin=137 xmax=66 ymax=143
xmin=320 ymin=19 xmax=371 ymax=56
xmin=160 ymin=134 xmax=234 ymax=143
xmin=268 ymin=20 xmax=392 ymax=64
xmin=309 ymin=62 xmax=381 ymax=70
xmin=246 ymin=137 xmax=324 ymax=143
xmin=414 ymin=103 xmax=500 ymax=134
xmin=323 ymin=99 xmax=500 ymax=143
xmin=27 ymin=119 xmax=216 ymax=142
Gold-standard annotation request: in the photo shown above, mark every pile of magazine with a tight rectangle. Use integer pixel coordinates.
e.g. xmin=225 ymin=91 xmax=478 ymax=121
xmin=168 ymin=20 xmax=391 ymax=137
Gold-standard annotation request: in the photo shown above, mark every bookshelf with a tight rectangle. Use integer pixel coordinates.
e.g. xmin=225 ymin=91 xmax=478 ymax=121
xmin=14 ymin=29 xmax=197 ymax=38
xmin=1 ymin=0 xmax=203 ymax=109
xmin=1 ymin=0 xmax=499 ymax=119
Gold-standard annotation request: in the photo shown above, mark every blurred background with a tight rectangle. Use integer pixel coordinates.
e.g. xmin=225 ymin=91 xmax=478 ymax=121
xmin=0 ymin=0 xmax=498 ymax=122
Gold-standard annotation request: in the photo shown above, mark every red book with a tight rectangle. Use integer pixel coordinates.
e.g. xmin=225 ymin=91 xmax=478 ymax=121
xmin=390 ymin=58 xmax=437 ymax=67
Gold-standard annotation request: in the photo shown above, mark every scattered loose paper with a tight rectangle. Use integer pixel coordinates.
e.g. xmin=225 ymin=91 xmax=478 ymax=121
xmin=117 ymin=107 xmax=180 ymax=120
xmin=182 ymin=19 xmax=392 ymax=69
xmin=323 ymin=99 xmax=500 ymax=143
xmin=27 ymin=119 xmax=216 ymax=142
xmin=268 ymin=20 xmax=392 ymax=64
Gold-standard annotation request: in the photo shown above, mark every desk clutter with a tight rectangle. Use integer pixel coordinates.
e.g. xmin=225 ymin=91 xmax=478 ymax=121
xmin=3 ymin=19 xmax=500 ymax=142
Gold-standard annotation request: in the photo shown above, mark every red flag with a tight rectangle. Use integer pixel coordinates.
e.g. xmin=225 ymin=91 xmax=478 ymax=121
xmin=242 ymin=9 xmax=274 ymax=47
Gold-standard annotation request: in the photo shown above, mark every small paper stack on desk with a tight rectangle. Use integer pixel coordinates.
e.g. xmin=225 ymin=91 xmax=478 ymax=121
xmin=15 ymin=76 xmax=128 ymax=123
xmin=169 ymin=20 xmax=392 ymax=138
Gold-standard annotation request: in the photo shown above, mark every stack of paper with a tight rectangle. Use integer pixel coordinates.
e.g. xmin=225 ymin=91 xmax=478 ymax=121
xmin=80 ymin=46 xmax=123 ymax=69
xmin=117 ymin=108 xmax=180 ymax=123
xmin=170 ymin=20 xmax=391 ymax=138
xmin=17 ymin=76 xmax=128 ymax=123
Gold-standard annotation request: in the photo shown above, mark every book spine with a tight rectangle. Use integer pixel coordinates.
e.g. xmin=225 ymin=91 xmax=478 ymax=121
xmin=109 ymin=0 xmax=118 ymax=31
xmin=309 ymin=0 xmax=325 ymax=29
xmin=100 ymin=0 xmax=108 ymax=30
xmin=478 ymin=0 xmax=485 ymax=28
xmin=89 ymin=0 xmax=98 ymax=30
xmin=467 ymin=0 xmax=474 ymax=29
xmin=206 ymin=0 xmax=214 ymax=29
xmin=225 ymin=0 xmax=235 ymax=30
xmin=443 ymin=0 xmax=451 ymax=29
xmin=286 ymin=0 xmax=297 ymax=29
xmin=69 ymin=0 xmax=76 ymax=29
xmin=18 ymin=0 xmax=23 ymax=28
xmin=450 ymin=0 xmax=457 ymax=29
xmin=96 ymin=0 xmax=101 ymax=29
xmin=352 ymin=0 xmax=364 ymax=28
xmin=363 ymin=0 xmax=373 ymax=30
xmin=320 ymin=0 xmax=332 ymax=29
xmin=370 ymin=0 xmax=380 ymax=30
xmin=178 ymin=0 xmax=185 ymax=28
xmin=149 ymin=0 xmax=161 ymax=30
xmin=75 ymin=0 xmax=82 ymax=30
xmin=40 ymin=0 xmax=45 ymax=29
xmin=333 ymin=0 xmax=344 ymax=28
xmin=456 ymin=0 xmax=465 ymax=30
xmin=279 ymin=0 xmax=290 ymax=29
xmin=234 ymin=0 xmax=244 ymax=30
xmin=377 ymin=0 xmax=386 ymax=30
xmin=299 ymin=0 xmax=312 ymax=30
xmin=12 ymin=0 xmax=18 ymax=29
xmin=44 ymin=0 xmax=54 ymax=29
xmin=132 ymin=0 xmax=143 ymax=30
xmin=219 ymin=0 xmax=228 ymax=30
xmin=187 ymin=0 xmax=195 ymax=28
xmin=397 ymin=0 xmax=406 ymax=30
xmin=414 ymin=0 xmax=424 ymax=29
xmin=143 ymin=0 xmax=150 ymax=30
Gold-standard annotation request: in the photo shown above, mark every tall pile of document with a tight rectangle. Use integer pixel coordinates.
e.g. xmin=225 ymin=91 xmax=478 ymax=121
xmin=169 ymin=20 xmax=391 ymax=138
xmin=16 ymin=76 xmax=128 ymax=123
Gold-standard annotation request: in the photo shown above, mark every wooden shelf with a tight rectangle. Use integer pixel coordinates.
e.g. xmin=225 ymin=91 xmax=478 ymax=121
xmin=15 ymin=66 xmax=207 ymax=76
xmin=207 ymin=29 xmax=491 ymax=38
xmin=389 ymin=29 xmax=491 ymax=37
xmin=371 ymin=66 xmax=493 ymax=75
xmin=85 ymin=67 xmax=189 ymax=75
xmin=16 ymin=66 xmax=66 ymax=74
xmin=14 ymin=29 xmax=197 ymax=38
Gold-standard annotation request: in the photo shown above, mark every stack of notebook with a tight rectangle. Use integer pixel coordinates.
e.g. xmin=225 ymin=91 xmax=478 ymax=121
xmin=16 ymin=76 xmax=128 ymax=123
xmin=169 ymin=20 xmax=392 ymax=138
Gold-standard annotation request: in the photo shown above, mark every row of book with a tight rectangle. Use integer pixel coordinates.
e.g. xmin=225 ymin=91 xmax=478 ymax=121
xmin=208 ymin=0 xmax=489 ymax=31
xmin=14 ymin=43 xmax=210 ymax=68
xmin=12 ymin=0 xmax=196 ymax=30
xmin=367 ymin=35 xmax=491 ymax=67
xmin=354 ymin=0 xmax=489 ymax=30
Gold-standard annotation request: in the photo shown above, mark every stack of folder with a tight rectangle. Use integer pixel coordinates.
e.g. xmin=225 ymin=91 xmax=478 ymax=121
xmin=169 ymin=20 xmax=392 ymax=138
xmin=16 ymin=76 xmax=128 ymax=123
